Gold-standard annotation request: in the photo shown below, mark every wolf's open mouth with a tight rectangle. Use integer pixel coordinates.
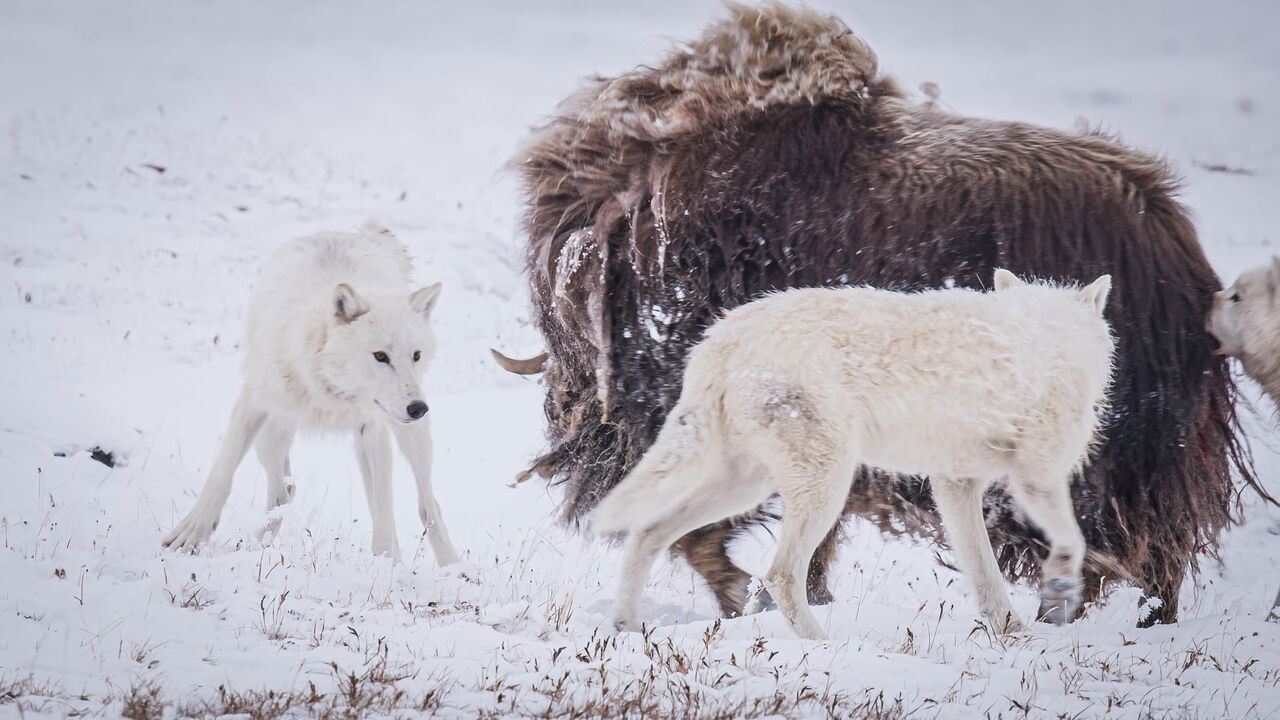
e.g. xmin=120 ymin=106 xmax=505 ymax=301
xmin=1206 ymin=334 xmax=1226 ymax=355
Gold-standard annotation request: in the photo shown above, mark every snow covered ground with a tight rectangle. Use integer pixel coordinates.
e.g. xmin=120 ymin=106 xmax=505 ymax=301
xmin=2 ymin=1 xmax=1279 ymax=717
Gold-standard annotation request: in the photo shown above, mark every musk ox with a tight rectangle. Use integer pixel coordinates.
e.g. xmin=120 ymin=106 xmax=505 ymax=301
xmin=594 ymin=271 xmax=1116 ymax=639
xmin=504 ymin=2 xmax=1264 ymax=625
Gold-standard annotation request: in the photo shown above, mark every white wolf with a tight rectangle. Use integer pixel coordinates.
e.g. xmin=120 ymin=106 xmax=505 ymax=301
xmin=162 ymin=221 xmax=460 ymax=566
xmin=1205 ymin=258 xmax=1280 ymax=618
xmin=593 ymin=270 xmax=1114 ymax=640
xmin=1207 ymin=258 xmax=1280 ymax=404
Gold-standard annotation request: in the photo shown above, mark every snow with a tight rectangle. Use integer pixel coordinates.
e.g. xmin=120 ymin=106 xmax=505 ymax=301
xmin=2 ymin=0 xmax=1279 ymax=717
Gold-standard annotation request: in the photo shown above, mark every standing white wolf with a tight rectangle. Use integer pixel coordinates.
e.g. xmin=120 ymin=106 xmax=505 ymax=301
xmin=594 ymin=270 xmax=1114 ymax=640
xmin=162 ymin=221 xmax=460 ymax=566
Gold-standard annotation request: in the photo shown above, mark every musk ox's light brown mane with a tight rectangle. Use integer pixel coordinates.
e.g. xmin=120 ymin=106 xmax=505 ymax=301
xmin=512 ymin=2 xmax=1264 ymax=625
xmin=581 ymin=2 xmax=890 ymax=141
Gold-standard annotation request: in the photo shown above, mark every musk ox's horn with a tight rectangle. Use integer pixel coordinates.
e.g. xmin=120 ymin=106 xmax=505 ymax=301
xmin=491 ymin=348 xmax=549 ymax=375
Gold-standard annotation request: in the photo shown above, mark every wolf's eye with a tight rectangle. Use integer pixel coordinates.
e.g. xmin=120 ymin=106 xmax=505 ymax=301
xmin=1231 ymin=293 xmax=1241 ymax=303
xmin=412 ymin=350 xmax=422 ymax=362
xmin=373 ymin=351 xmax=390 ymax=364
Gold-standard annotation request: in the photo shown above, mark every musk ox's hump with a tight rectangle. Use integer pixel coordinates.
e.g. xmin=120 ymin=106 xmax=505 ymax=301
xmin=709 ymin=100 xmax=1175 ymax=196
xmin=554 ymin=3 xmax=901 ymax=146
xmin=893 ymin=107 xmax=1175 ymax=190
xmin=678 ymin=100 xmax=1180 ymax=238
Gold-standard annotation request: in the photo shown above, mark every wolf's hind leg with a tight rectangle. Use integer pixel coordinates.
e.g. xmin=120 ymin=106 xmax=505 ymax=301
xmin=162 ymin=389 xmax=266 ymax=552
xmin=1007 ymin=472 xmax=1086 ymax=625
xmin=764 ymin=456 xmax=855 ymax=641
xmin=612 ymin=466 xmax=772 ymax=632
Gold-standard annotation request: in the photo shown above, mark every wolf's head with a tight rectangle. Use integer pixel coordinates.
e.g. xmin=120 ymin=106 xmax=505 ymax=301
xmin=316 ymin=281 xmax=441 ymax=424
xmin=1208 ymin=258 xmax=1280 ymax=366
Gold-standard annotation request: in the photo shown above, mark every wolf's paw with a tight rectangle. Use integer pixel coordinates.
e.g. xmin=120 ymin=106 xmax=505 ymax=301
xmin=986 ymin=609 xmax=1026 ymax=634
xmin=611 ymin=615 xmax=640 ymax=634
xmin=370 ymin=537 xmax=403 ymax=564
xmin=1038 ymin=577 xmax=1082 ymax=625
xmin=162 ymin=511 xmax=219 ymax=553
xmin=432 ymin=544 xmax=462 ymax=567
xmin=257 ymin=511 xmax=285 ymax=543
xmin=267 ymin=479 xmax=296 ymax=510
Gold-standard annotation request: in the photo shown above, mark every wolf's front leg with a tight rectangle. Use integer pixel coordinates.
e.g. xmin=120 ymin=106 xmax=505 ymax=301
xmin=392 ymin=420 xmax=460 ymax=565
xmin=931 ymin=478 xmax=1025 ymax=632
xmin=254 ymin=417 xmax=297 ymax=540
xmin=163 ymin=389 xmax=266 ymax=552
xmin=356 ymin=422 xmax=401 ymax=562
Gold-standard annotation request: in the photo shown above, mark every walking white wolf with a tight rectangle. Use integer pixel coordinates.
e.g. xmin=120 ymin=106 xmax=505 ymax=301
xmin=594 ymin=270 xmax=1114 ymax=640
xmin=162 ymin=221 xmax=460 ymax=566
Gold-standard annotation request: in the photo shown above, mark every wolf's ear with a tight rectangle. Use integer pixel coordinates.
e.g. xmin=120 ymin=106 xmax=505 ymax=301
xmin=334 ymin=283 xmax=369 ymax=323
xmin=411 ymin=282 xmax=442 ymax=318
xmin=993 ymin=268 xmax=1026 ymax=291
xmin=1079 ymin=274 xmax=1112 ymax=316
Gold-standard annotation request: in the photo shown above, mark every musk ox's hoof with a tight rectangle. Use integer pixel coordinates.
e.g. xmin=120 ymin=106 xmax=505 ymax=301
xmin=807 ymin=583 xmax=835 ymax=607
xmin=1038 ymin=577 xmax=1082 ymax=625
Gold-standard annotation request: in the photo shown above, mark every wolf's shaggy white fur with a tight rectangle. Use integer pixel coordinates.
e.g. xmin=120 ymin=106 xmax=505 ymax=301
xmin=162 ymin=222 xmax=460 ymax=565
xmin=594 ymin=271 xmax=1114 ymax=640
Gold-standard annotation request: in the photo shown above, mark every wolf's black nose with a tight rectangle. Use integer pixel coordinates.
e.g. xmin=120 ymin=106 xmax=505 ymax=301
xmin=407 ymin=401 xmax=428 ymax=420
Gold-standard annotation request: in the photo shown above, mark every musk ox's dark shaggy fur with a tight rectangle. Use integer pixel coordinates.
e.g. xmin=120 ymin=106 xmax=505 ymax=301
xmin=509 ymin=2 xmax=1263 ymax=624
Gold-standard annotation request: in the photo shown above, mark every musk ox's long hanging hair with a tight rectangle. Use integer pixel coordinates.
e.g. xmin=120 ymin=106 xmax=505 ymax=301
xmin=511 ymin=2 xmax=1264 ymax=624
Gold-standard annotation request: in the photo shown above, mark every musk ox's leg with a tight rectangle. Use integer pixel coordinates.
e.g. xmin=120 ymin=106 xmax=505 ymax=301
xmin=611 ymin=473 xmax=773 ymax=632
xmin=673 ymin=510 xmax=840 ymax=617
xmin=804 ymin=521 xmax=843 ymax=606
xmin=931 ymin=478 xmax=1024 ymax=632
xmin=1139 ymin=561 xmax=1186 ymax=627
xmin=1006 ymin=475 xmax=1086 ymax=625
xmin=764 ymin=456 xmax=856 ymax=641
xmin=672 ymin=524 xmax=755 ymax=617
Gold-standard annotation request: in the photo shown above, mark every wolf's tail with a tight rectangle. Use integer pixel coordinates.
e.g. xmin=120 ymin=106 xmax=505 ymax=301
xmin=591 ymin=401 xmax=719 ymax=535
